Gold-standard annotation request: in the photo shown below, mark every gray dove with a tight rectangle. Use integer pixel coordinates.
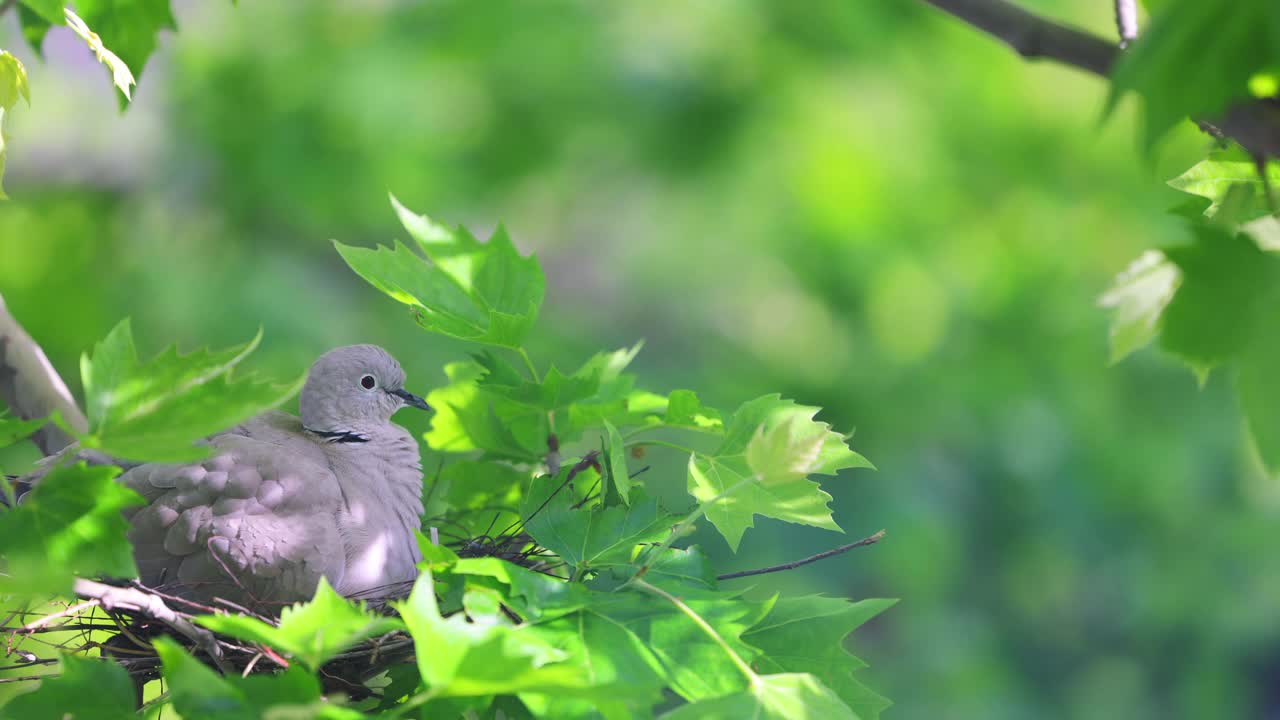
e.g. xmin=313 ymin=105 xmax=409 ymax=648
xmin=109 ymin=344 xmax=431 ymax=610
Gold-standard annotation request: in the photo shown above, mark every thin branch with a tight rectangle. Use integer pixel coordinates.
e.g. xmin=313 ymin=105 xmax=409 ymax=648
xmin=72 ymin=578 xmax=232 ymax=674
xmin=920 ymin=0 xmax=1118 ymax=75
xmin=1113 ymin=0 xmax=1138 ymax=48
xmin=918 ymin=0 xmax=1280 ymax=159
xmin=716 ymin=530 xmax=886 ymax=581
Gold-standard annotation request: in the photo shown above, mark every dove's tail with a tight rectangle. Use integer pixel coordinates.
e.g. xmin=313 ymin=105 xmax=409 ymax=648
xmin=0 ymin=291 xmax=88 ymax=456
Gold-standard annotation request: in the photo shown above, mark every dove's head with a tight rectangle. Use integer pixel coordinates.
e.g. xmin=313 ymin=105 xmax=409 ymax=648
xmin=299 ymin=344 xmax=431 ymax=435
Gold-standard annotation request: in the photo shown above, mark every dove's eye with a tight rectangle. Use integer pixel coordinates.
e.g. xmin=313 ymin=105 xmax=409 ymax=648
xmin=360 ymin=375 xmax=377 ymax=390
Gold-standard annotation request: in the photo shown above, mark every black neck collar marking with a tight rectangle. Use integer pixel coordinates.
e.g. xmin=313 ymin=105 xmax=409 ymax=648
xmin=305 ymin=428 xmax=370 ymax=444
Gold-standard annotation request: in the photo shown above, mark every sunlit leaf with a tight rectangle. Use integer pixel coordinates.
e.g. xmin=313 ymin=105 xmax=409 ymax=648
xmin=424 ymin=360 xmax=547 ymax=461
xmin=1168 ymin=157 xmax=1280 ymax=223
xmin=335 ymin=196 xmax=544 ymax=348
xmin=689 ymin=395 xmax=873 ymax=551
xmin=0 ymin=462 xmax=142 ymax=594
xmin=0 ymin=50 xmax=31 ymax=200
xmin=79 ymin=319 xmax=304 ymax=462
xmin=743 ymin=596 xmax=897 ymax=719
xmin=194 ymin=577 xmax=404 ymax=669
xmin=63 ymin=7 xmax=138 ymax=101
xmin=661 ymin=672 xmax=858 ymax=720
xmin=1099 ymin=250 xmax=1181 ymax=363
xmin=0 ymin=412 xmax=46 ymax=448
xmin=394 ymin=570 xmax=583 ymax=697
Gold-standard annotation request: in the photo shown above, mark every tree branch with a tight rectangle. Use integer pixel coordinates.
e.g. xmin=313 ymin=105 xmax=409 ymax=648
xmin=917 ymin=0 xmax=1280 ymax=160
xmin=716 ymin=530 xmax=885 ymax=581
xmin=0 ymin=291 xmax=88 ymax=455
xmin=920 ymin=0 xmax=1117 ymax=75
xmin=72 ymin=578 xmax=232 ymax=674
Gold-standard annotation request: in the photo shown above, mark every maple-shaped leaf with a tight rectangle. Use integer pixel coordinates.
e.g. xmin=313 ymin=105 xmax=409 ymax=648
xmin=423 ymin=360 xmax=547 ymax=461
xmin=661 ymin=672 xmax=858 ymax=720
xmin=153 ymin=637 xmax=365 ymax=720
xmin=394 ymin=570 xmax=585 ymax=697
xmin=195 ymin=577 xmax=403 ymax=669
xmin=1099 ymin=250 xmax=1181 ymax=364
xmin=743 ymin=596 xmax=897 ymax=719
xmin=2 ymin=654 xmax=136 ymax=720
xmin=688 ymin=395 xmax=873 ymax=551
xmin=1169 ymin=156 xmax=1280 ymax=223
xmin=520 ymin=474 xmax=676 ymax=573
xmin=0 ymin=50 xmax=30 ymax=200
xmin=78 ymin=319 xmax=303 ymax=462
xmin=0 ymin=462 xmax=142 ymax=595
xmin=335 ymin=196 xmax=544 ymax=349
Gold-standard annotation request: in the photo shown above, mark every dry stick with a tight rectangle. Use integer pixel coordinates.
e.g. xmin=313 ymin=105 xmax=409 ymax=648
xmin=918 ymin=0 xmax=1280 ymax=159
xmin=20 ymin=600 xmax=101 ymax=633
xmin=716 ymin=530 xmax=887 ymax=581
xmin=72 ymin=578 xmax=232 ymax=675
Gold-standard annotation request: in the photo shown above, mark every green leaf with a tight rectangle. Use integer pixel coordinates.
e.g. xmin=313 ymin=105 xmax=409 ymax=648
xmin=661 ymin=673 xmax=859 ymax=720
xmin=1107 ymin=0 xmax=1280 ymax=150
xmin=17 ymin=0 xmax=64 ymax=24
xmin=424 ymin=360 xmax=547 ymax=461
xmin=1237 ymin=326 xmax=1280 ymax=477
xmin=422 ymin=458 xmax=528 ymax=537
xmin=743 ymin=596 xmax=896 ymax=719
xmin=79 ymin=319 xmax=304 ymax=462
xmin=153 ymin=637 xmax=364 ymax=720
xmin=0 ymin=462 xmax=142 ymax=594
xmin=453 ymin=557 xmax=590 ymax=621
xmin=662 ymin=389 xmax=724 ymax=431
xmin=520 ymin=474 xmax=675 ymax=573
xmin=0 ymin=50 xmax=31 ymax=200
xmin=640 ymin=545 xmax=718 ymax=590
xmin=62 ymin=7 xmax=139 ymax=101
xmin=689 ymin=395 xmax=873 ymax=551
xmin=69 ymin=0 xmax=176 ymax=92
xmin=194 ymin=577 xmax=404 ymax=669
xmin=1168 ymin=157 xmax=1280 ymax=223
xmin=1159 ymin=225 xmax=1280 ymax=373
xmin=475 ymin=351 xmax=602 ymax=412
xmin=394 ymin=570 xmax=584 ymax=697
xmin=0 ymin=412 xmax=46 ymax=448
xmin=603 ymin=419 xmax=631 ymax=504
xmin=1099 ymin=250 xmax=1181 ymax=363
xmin=1 ymin=654 xmax=135 ymax=720
xmin=335 ymin=196 xmax=544 ymax=349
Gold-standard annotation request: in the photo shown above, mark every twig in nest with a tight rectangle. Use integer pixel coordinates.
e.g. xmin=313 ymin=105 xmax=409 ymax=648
xmin=20 ymin=599 xmax=100 ymax=633
xmin=72 ymin=578 xmax=232 ymax=674
xmin=716 ymin=530 xmax=886 ymax=581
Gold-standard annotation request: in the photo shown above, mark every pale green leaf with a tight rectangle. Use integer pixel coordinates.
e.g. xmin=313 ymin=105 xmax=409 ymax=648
xmin=79 ymin=319 xmax=304 ymax=462
xmin=424 ymin=360 xmax=547 ymax=461
xmin=0 ymin=412 xmax=46 ymax=448
xmin=1099 ymin=250 xmax=1181 ymax=363
xmin=194 ymin=577 xmax=404 ymax=669
xmin=661 ymin=673 xmax=859 ymax=720
xmin=394 ymin=570 xmax=584 ymax=697
xmin=335 ymin=196 xmax=544 ymax=348
xmin=63 ymin=7 xmax=137 ymax=101
xmin=689 ymin=395 xmax=873 ymax=551
xmin=603 ymin=419 xmax=631 ymax=504
xmin=1168 ymin=157 xmax=1280 ymax=223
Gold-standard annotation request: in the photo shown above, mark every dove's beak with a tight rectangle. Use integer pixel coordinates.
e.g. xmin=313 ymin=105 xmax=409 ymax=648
xmin=389 ymin=388 xmax=432 ymax=411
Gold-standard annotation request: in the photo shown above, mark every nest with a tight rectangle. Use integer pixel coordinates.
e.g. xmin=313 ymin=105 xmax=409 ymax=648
xmin=0 ymin=520 xmax=558 ymax=706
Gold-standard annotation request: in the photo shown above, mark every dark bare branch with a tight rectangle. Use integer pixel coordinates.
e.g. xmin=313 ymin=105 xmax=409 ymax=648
xmin=716 ymin=530 xmax=885 ymax=581
xmin=917 ymin=0 xmax=1280 ymax=159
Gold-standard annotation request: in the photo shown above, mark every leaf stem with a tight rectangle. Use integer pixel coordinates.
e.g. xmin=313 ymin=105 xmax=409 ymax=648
xmin=621 ymin=424 xmax=722 ymax=443
xmin=628 ymin=474 xmax=754 ymax=582
xmin=626 ymin=439 xmax=699 ymax=455
xmin=516 ymin=347 xmax=541 ymax=384
xmin=631 ymin=578 xmax=758 ymax=687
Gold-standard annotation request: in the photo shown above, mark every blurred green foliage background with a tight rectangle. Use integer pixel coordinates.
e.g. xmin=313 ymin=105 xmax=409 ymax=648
xmin=0 ymin=1 xmax=1271 ymax=717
